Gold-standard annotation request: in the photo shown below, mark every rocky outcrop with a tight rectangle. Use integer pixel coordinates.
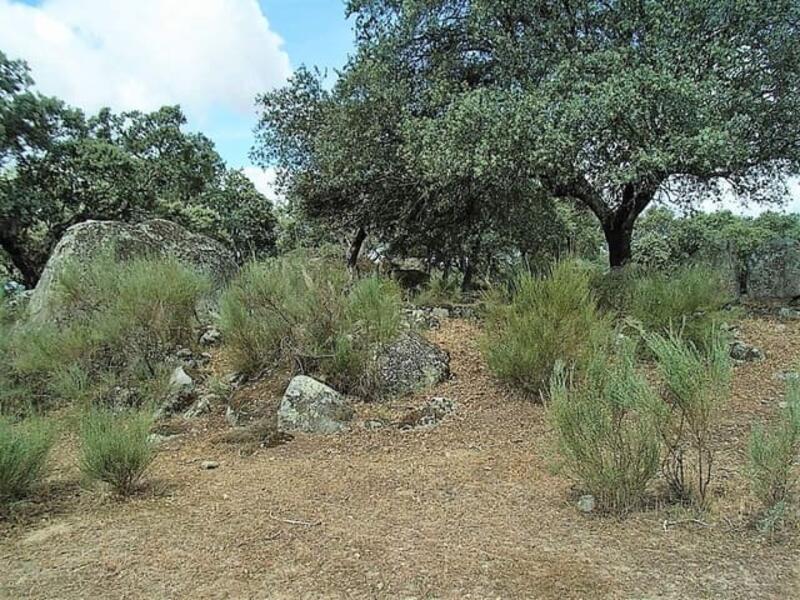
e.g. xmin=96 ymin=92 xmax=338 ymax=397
xmin=28 ymin=219 xmax=237 ymax=322
xmin=746 ymin=238 xmax=800 ymax=301
xmin=373 ymin=332 xmax=450 ymax=396
xmin=277 ymin=376 xmax=354 ymax=434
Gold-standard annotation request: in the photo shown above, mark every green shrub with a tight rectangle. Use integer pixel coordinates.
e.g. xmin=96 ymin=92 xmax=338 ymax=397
xmin=548 ymin=342 xmax=662 ymax=514
xmin=414 ymin=272 xmax=462 ymax=305
xmin=748 ymin=380 xmax=800 ymax=516
xmin=1 ymin=255 xmax=209 ymax=413
xmin=646 ymin=327 xmax=732 ymax=507
xmin=0 ymin=417 xmax=55 ymax=503
xmin=482 ymin=260 xmax=612 ymax=395
xmin=324 ymin=276 xmax=403 ymax=391
xmin=600 ymin=264 xmax=733 ymax=347
xmin=79 ymin=408 xmax=154 ymax=496
xmin=58 ymin=254 xmax=210 ymax=374
xmin=219 ymin=253 xmax=403 ymax=395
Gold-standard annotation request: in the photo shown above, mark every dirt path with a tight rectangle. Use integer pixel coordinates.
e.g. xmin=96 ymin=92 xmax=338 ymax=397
xmin=2 ymin=318 xmax=799 ymax=599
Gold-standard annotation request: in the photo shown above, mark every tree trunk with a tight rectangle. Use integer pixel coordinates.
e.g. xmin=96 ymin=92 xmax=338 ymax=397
xmin=460 ymin=258 xmax=473 ymax=292
xmin=346 ymin=226 xmax=367 ymax=275
xmin=0 ymin=233 xmax=42 ymax=288
xmin=603 ymin=222 xmax=633 ymax=269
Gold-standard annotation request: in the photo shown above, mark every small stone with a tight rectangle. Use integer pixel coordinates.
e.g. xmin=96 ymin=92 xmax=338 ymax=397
xmin=183 ymin=396 xmax=212 ymax=419
xmin=224 ymin=405 xmax=239 ymax=427
xmin=730 ymin=340 xmax=764 ymax=362
xmin=176 ymin=347 xmax=193 ymax=359
xmin=200 ymin=460 xmax=220 ymax=470
xmin=779 ymin=401 xmax=789 ymax=409
xmin=200 ymin=327 xmax=221 ymax=346
xmin=148 ymin=433 xmax=180 ymax=445
xmin=577 ymin=494 xmax=596 ymax=514
xmin=775 ymin=371 xmax=800 ymax=382
xmin=779 ymin=307 xmax=800 ymax=320
xmin=169 ymin=366 xmax=194 ymax=390
xmin=431 ymin=307 xmax=450 ymax=321
xmin=364 ymin=419 xmax=387 ymax=430
xmin=277 ymin=375 xmax=353 ymax=434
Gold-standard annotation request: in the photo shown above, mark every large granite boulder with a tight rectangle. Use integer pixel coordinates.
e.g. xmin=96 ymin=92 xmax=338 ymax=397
xmin=277 ymin=375 xmax=354 ymax=434
xmin=29 ymin=219 xmax=237 ymax=322
xmin=373 ymin=331 xmax=450 ymax=396
xmin=746 ymin=238 xmax=800 ymax=301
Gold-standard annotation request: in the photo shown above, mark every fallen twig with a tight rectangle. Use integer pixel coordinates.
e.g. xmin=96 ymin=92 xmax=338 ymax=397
xmin=663 ymin=518 xmax=709 ymax=532
xmin=269 ymin=512 xmax=321 ymax=527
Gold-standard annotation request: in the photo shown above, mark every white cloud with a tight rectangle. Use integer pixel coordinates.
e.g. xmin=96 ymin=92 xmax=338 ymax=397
xmin=0 ymin=0 xmax=292 ymax=118
xmin=243 ymin=166 xmax=282 ymax=204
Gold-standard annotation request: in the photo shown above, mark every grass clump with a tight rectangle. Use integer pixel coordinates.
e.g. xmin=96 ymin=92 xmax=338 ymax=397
xmin=1 ymin=254 xmax=209 ymax=413
xmin=594 ymin=264 xmax=733 ymax=348
xmin=482 ymin=259 xmax=612 ymax=396
xmin=219 ymin=252 xmax=403 ymax=395
xmin=0 ymin=417 xmax=55 ymax=503
xmin=547 ymin=342 xmax=662 ymax=514
xmin=79 ymin=408 xmax=154 ymax=496
xmin=646 ymin=328 xmax=732 ymax=508
xmin=748 ymin=379 xmax=800 ymax=530
xmin=413 ymin=272 xmax=462 ymax=306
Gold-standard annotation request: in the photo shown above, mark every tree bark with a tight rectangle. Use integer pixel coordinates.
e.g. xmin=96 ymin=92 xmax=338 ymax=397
xmin=602 ymin=221 xmax=634 ymax=268
xmin=0 ymin=230 xmax=42 ymax=288
xmin=460 ymin=258 xmax=473 ymax=292
xmin=346 ymin=226 xmax=367 ymax=275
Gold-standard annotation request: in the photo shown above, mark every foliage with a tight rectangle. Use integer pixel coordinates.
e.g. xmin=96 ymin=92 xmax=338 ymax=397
xmin=1 ymin=52 xmax=277 ymax=285
xmin=258 ymin=1 xmax=800 ymax=270
xmin=646 ymin=328 xmax=732 ymax=508
xmin=482 ymin=260 xmax=612 ymax=396
xmin=635 ymin=207 xmax=800 ymax=268
xmin=625 ymin=265 xmax=734 ymax=348
xmin=0 ymin=416 xmax=55 ymax=503
xmin=548 ymin=342 xmax=662 ymax=514
xmin=219 ymin=253 xmax=403 ymax=396
xmin=748 ymin=379 xmax=800 ymax=517
xmin=413 ymin=272 xmax=463 ymax=306
xmin=1 ymin=255 xmax=208 ymax=413
xmin=79 ymin=408 xmax=154 ymax=496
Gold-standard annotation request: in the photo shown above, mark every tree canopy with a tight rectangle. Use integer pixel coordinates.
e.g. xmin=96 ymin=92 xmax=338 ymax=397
xmin=255 ymin=0 xmax=800 ymax=270
xmin=1 ymin=51 xmax=277 ymax=285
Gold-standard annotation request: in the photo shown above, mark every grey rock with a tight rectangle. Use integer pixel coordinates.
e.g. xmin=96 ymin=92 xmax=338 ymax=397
xmin=398 ymin=396 xmax=456 ymax=430
xmin=28 ymin=219 xmax=237 ymax=323
xmin=374 ymin=332 xmax=450 ymax=396
xmin=200 ymin=327 xmax=221 ymax=346
xmin=747 ymin=238 xmax=800 ymax=300
xmin=225 ymin=405 xmax=239 ymax=427
xmin=183 ymin=395 xmax=212 ymax=419
xmin=779 ymin=307 xmax=800 ymax=320
xmin=577 ymin=495 xmax=596 ymax=514
xmin=176 ymin=347 xmax=193 ymax=359
xmin=277 ymin=375 xmax=354 ymax=434
xmin=431 ymin=307 xmax=450 ymax=321
xmin=730 ymin=340 xmax=765 ymax=362
xmin=148 ymin=433 xmax=181 ymax=445
xmin=155 ymin=366 xmax=196 ymax=419
xmin=774 ymin=371 xmax=800 ymax=383
xmin=200 ymin=460 xmax=220 ymax=470
xmin=170 ymin=366 xmax=194 ymax=391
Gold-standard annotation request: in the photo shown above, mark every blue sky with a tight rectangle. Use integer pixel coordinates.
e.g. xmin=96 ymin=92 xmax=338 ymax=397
xmin=209 ymin=1 xmax=355 ymax=167
xmin=1 ymin=0 xmax=355 ymax=197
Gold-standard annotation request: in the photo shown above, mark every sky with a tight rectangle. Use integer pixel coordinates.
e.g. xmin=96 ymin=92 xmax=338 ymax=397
xmin=0 ymin=0 xmax=797 ymax=212
xmin=0 ymin=0 xmax=354 ymax=200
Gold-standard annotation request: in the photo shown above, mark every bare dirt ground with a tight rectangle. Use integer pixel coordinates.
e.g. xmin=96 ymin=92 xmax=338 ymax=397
xmin=2 ymin=317 xmax=800 ymax=599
